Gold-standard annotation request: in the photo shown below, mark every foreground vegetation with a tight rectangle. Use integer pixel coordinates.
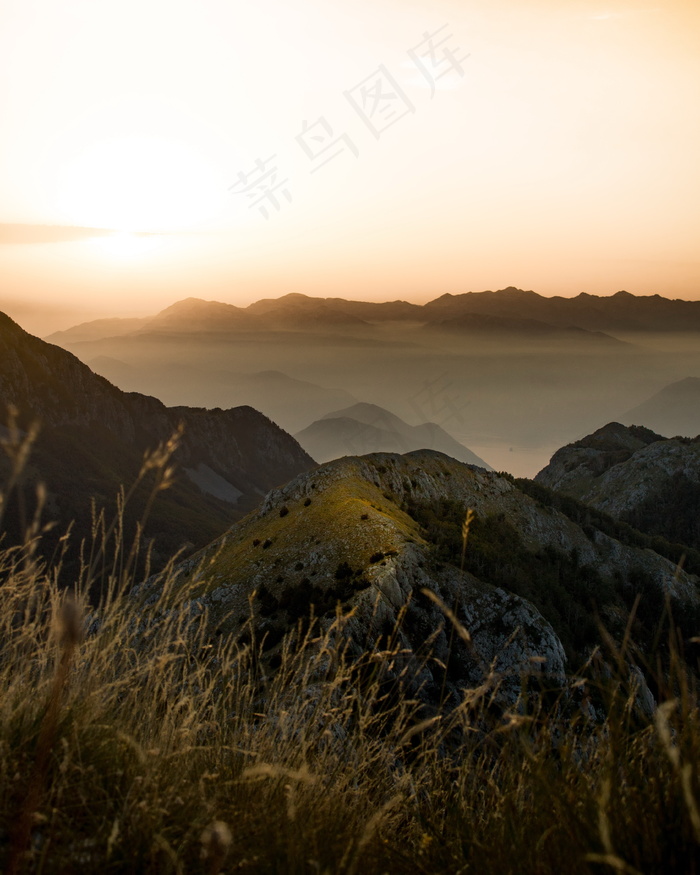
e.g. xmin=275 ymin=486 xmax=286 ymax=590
xmin=1 ymin=431 xmax=699 ymax=873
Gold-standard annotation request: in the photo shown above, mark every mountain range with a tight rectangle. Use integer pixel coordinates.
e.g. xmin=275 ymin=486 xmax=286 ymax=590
xmin=5 ymin=302 xmax=700 ymax=715
xmin=45 ymin=288 xmax=700 ymax=343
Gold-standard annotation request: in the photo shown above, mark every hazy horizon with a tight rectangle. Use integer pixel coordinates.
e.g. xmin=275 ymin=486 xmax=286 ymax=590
xmin=1 ymin=0 xmax=699 ymax=334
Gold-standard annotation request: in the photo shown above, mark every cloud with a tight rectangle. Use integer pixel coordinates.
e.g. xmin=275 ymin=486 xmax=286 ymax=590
xmin=0 ymin=224 xmax=161 ymax=245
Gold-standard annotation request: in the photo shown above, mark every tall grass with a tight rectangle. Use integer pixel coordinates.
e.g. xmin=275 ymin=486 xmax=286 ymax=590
xmin=0 ymin=427 xmax=699 ymax=873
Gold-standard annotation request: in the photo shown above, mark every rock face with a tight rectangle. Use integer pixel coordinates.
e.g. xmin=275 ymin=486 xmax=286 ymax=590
xmin=142 ymin=450 xmax=699 ymax=710
xmin=0 ymin=311 xmax=315 ymax=569
xmin=535 ymin=422 xmax=700 ymax=548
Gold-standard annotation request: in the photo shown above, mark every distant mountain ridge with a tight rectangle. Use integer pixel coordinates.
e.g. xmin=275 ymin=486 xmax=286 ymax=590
xmin=45 ymin=288 xmax=700 ymax=344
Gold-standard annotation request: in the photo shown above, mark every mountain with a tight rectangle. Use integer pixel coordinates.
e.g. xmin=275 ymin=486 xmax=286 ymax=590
xmin=44 ymin=289 xmax=700 ymax=475
xmin=134 ymin=450 xmax=700 ymax=717
xmin=142 ymin=298 xmax=261 ymax=332
xmin=622 ymin=377 xmax=700 ymax=437
xmin=535 ymin=422 xmax=700 ymax=548
xmin=245 ymin=293 xmax=369 ymax=328
xmin=43 ymin=295 xmax=415 ymax=346
xmin=422 ymin=288 xmax=700 ymax=332
xmin=46 ymin=289 xmax=700 ymax=346
xmin=45 ymin=317 xmax=151 ymax=345
xmin=0 ymin=311 xmax=314 ymax=578
xmin=295 ymin=402 xmax=492 ymax=468
xmin=142 ymin=296 xmax=368 ymax=335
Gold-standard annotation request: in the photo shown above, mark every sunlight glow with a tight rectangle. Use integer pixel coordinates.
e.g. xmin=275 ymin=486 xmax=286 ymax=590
xmin=86 ymin=230 xmax=165 ymax=260
xmin=56 ymin=136 xmax=224 ymax=233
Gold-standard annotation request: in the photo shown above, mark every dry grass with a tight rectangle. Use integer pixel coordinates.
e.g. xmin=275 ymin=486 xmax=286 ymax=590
xmin=1 ymin=429 xmax=699 ymax=873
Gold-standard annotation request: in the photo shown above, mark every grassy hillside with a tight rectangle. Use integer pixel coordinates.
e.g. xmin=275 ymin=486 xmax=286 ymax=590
xmin=1 ymin=516 xmax=699 ymax=873
xmin=2 ymin=444 xmax=700 ymax=872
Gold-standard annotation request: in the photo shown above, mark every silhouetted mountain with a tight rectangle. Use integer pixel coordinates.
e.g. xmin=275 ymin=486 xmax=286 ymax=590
xmin=44 ymin=295 xmax=423 ymax=347
xmin=47 ymin=289 xmax=700 ymax=344
xmin=246 ymin=293 xmax=369 ymax=328
xmin=296 ymin=402 xmax=491 ymax=468
xmin=423 ymin=287 xmax=700 ymax=332
xmin=535 ymin=422 xmax=700 ymax=549
xmin=622 ymin=377 xmax=700 ymax=437
xmin=46 ymin=288 xmax=700 ymax=476
xmin=0 ymin=311 xmax=314 ymax=580
xmin=45 ymin=317 xmax=151 ymax=344
xmin=143 ymin=298 xmax=260 ymax=332
xmin=143 ymin=296 xmax=368 ymax=335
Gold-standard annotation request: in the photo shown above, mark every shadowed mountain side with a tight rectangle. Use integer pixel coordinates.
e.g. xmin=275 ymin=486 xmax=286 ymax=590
xmin=296 ymin=402 xmax=492 ymax=468
xmin=0 ymin=311 xmax=315 ymax=578
xmin=535 ymin=422 xmax=700 ymax=549
xmin=622 ymin=377 xmax=700 ymax=438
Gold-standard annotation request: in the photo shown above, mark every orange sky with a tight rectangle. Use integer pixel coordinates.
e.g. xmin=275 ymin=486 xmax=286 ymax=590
xmin=1 ymin=0 xmax=699 ymax=335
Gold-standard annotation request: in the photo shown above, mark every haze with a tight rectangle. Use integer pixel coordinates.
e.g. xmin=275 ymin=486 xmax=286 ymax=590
xmin=1 ymin=0 xmax=699 ymax=336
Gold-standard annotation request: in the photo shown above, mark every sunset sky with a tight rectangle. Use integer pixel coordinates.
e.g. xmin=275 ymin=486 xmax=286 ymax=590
xmin=1 ymin=0 xmax=699 ymax=335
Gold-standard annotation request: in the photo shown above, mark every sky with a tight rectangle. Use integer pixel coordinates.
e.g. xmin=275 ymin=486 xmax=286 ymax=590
xmin=1 ymin=0 xmax=699 ymax=335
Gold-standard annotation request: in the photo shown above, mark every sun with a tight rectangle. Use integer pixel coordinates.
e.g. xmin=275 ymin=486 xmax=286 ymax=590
xmin=55 ymin=136 xmax=225 ymax=233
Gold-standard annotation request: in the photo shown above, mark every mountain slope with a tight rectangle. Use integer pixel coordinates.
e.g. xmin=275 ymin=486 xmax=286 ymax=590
xmin=139 ymin=451 xmax=699 ymax=712
xmin=296 ymin=402 xmax=492 ymax=468
xmin=0 ymin=311 xmax=314 ymax=575
xmin=535 ymin=422 xmax=700 ymax=548
xmin=622 ymin=377 xmax=700 ymax=438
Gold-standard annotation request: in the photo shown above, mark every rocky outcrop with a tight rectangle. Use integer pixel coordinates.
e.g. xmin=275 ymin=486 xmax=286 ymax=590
xmin=138 ymin=450 xmax=698 ymax=711
xmin=534 ymin=422 xmax=665 ymax=495
xmin=535 ymin=422 xmax=700 ymax=549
